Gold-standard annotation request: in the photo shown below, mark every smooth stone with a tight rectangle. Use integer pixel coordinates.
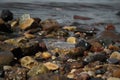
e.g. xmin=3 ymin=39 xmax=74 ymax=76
xmin=75 ymin=40 xmax=91 ymax=50
xmin=0 ymin=51 xmax=14 ymax=66
xmin=20 ymin=56 xmax=38 ymax=69
xmin=40 ymin=19 xmax=60 ymax=33
xmin=110 ymin=51 xmax=120 ymax=60
xmin=27 ymin=64 xmax=48 ymax=76
xmin=107 ymin=58 xmax=119 ymax=64
xmin=113 ymin=69 xmax=120 ymax=78
xmin=0 ymin=9 xmax=13 ymax=22
xmin=90 ymin=78 xmax=103 ymax=80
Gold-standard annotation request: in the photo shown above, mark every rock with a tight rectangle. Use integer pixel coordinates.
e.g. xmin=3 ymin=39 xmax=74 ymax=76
xmin=73 ymin=15 xmax=92 ymax=20
xmin=67 ymin=37 xmax=77 ymax=44
xmin=77 ymin=72 xmax=90 ymax=80
xmin=84 ymin=53 xmax=107 ymax=63
xmin=90 ymin=41 xmax=103 ymax=52
xmin=0 ymin=9 xmax=13 ymax=22
xmin=108 ymin=44 xmax=120 ymax=51
xmin=41 ymin=52 xmax=51 ymax=59
xmin=96 ymin=30 xmax=120 ymax=41
xmin=27 ymin=64 xmax=49 ymax=77
xmin=0 ymin=51 xmax=14 ymax=66
xmin=105 ymin=24 xmax=116 ymax=31
xmin=19 ymin=14 xmax=30 ymax=24
xmin=112 ymin=69 xmax=120 ymax=78
xmin=5 ymin=38 xmax=40 ymax=56
xmin=43 ymin=62 xmax=59 ymax=70
xmin=40 ymin=19 xmax=60 ymax=33
xmin=107 ymin=77 xmax=120 ymax=80
xmin=10 ymin=20 xmax=18 ymax=27
xmin=63 ymin=26 xmax=76 ymax=31
xmin=0 ymin=18 xmax=4 ymax=24
xmin=0 ymin=42 xmax=22 ymax=59
xmin=0 ymin=23 xmax=13 ymax=33
xmin=95 ymin=68 xmax=106 ymax=75
xmin=110 ymin=51 xmax=120 ymax=60
xmin=24 ymin=33 xmax=36 ymax=39
xmin=107 ymin=58 xmax=120 ymax=64
xmin=4 ymin=67 xmax=27 ymax=80
xmin=75 ymin=40 xmax=91 ymax=51
xmin=20 ymin=56 xmax=38 ymax=69
xmin=19 ymin=18 xmax=39 ymax=31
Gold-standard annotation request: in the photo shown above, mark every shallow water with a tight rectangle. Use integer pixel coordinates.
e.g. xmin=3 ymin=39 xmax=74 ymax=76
xmin=0 ymin=0 xmax=120 ymax=32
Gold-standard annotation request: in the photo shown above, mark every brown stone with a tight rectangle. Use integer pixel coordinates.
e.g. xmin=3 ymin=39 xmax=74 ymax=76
xmin=0 ymin=51 xmax=14 ymax=66
xmin=19 ymin=18 xmax=39 ymax=31
xmin=73 ymin=15 xmax=92 ymax=20
xmin=40 ymin=19 xmax=60 ymax=33
xmin=20 ymin=56 xmax=38 ymax=69
xmin=43 ymin=62 xmax=59 ymax=70
xmin=113 ymin=69 xmax=120 ymax=78
xmin=67 ymin=37 xmax=77 ymax=44
xmin=105 ymin=24 xmax=116 ymax=31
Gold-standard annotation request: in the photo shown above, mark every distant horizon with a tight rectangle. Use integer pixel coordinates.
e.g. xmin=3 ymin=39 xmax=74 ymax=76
xmin=0 ymin=0 xmax=120 ymax=3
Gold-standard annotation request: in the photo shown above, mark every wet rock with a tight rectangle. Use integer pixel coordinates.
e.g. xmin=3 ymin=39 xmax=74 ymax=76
xmin=75 ymin=40 xmax=91 ymax=51
xmin=4 ymin=67 xmax=27 ymax=80
xmin=84 ymin=53 xmax=107 ymax=63
xmin=27 ymin=64 xmax=48 ymax=77
xmin=0 ymin=51 xmax=14 ymax=66
xmin=43 ymin=62 xmax=59 ymax=70
xmin=73 ymin=15 xmax=92 ymax=20
xmin=95 ymin=68 xmax=106 ymax=75
xmin=67 ymin=37 xmax=77 ymax=44
xmin=41 ymin=52 xmax=51 ymax=59
xmin=112 ymin=69 xmax=120 ymax=78
xmin=40 ymin=19 xmax=60 ymax=33
xmin=0 ymin=42 xmax=22 ymax=59
xmin=0 ymin=9 xmax=13 ymax=22
xmin=108 ymin=44 xmax=120 ymax=51
xmin=110 ymin=51 xmax=120 ymax=60
xmin=107 ymin=77 xmax=120 ymax=80
xmin=0 ymin=23 xmax=13 ymax=33
xmin=20 ymin=56 xmax=38 ymax=69
xmin=90 ymin=41 xmax=103 ymax=52
xmin=63 ymin=26 xmax=76 ymax=31
xmin=19 ymin=18 xmax=39 ymax=31
xmin=105 ymin=24 xmax=116 ymax=31
xmin=5 ymin=38 xmax=40 ymax=56
xmin=96 ymin=30 xmax=120 ymax=42
xmin=107 ymin=58 xmax=120 ymax=64
xmin=19 ymin=14 xmax=30 ymax=24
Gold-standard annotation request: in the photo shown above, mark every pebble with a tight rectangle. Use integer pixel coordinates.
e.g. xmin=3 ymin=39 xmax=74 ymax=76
xmin=110 ymin=51 xmax=120 ymax=60
xmin=67 ymin=36 xmax=77 ymax=44
xmin=0 ymin=9 xmax=13 ymax=22
xmin=43 ymin=62 xmax=59 ymax=70
xmin=0 ymin=51 xmax=14 ymax=66
xmin=112 ymin=69 xmax=120 ymax=78
xmin=20 ymin=56 xmax=38 ymax=69
xmin=107 ymin=58 xmax=119 ymax=64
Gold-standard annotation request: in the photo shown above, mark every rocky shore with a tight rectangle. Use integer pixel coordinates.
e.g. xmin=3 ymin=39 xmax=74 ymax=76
xmin=0 ymin=9 xmax=120 ymax=80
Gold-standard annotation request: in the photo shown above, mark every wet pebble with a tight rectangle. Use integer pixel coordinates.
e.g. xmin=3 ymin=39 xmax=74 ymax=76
xmin=107 ymin=58 xmax=120 ymax=64
xmin=0 ymin=9 xmax=13 ymax=22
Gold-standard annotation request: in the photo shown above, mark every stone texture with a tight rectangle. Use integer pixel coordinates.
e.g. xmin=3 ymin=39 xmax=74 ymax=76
xmin=110 ymin=51 xmax=120 ymax=60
